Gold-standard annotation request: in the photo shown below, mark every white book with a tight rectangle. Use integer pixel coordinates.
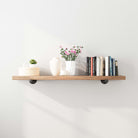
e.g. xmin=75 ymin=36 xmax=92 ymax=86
xmin=105 ymin=56 xmax=109 ymax=76
xmin=96 ymin=57 xmax=100 ymax=76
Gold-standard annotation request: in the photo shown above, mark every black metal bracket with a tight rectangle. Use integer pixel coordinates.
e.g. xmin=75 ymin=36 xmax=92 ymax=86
xmin=29 ymin=80 xmax=37 ymax=84
xmin=29 ymin=80 xmax=108 ymax=84
xmin=101 ymin=80 xmax=109 ymax=84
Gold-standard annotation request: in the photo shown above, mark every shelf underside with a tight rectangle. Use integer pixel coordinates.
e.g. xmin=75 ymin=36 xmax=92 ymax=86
xmin=12 ymin=75 xmax=126 ymax=80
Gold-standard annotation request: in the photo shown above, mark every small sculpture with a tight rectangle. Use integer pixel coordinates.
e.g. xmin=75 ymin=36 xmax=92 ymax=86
xmin=49 ymin=57 xmax=61 ymax=76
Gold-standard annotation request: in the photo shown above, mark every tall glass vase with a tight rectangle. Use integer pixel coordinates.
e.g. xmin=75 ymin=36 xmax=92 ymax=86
xmin=65 ymin=61 xmax=76 ymax=75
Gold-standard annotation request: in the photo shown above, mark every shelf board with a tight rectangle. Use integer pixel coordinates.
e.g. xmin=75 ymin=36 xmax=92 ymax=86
xmin=12 ymin=75 xmax=126 ymax=80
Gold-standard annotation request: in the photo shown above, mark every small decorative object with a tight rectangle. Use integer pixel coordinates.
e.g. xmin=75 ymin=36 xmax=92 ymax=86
xmin=49 ymin=57 xmax=61 ymax=76
xmin=29 ymin=59 xmax=37 ymax=68
xmin=60 ymin=46 xmax=83 ymax=75
xmin=18 ymin=59 xmax=40 ymax=76
xmin=18 ymin=67 xmax=40 ymax=76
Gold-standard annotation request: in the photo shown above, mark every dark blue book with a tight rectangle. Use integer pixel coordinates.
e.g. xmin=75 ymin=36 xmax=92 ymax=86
xmin=111 ymin=58 xmax=114 ymax=76
xmin=113 ymin=59 xmax=115 ymax=76
xmin=109 ymin=56 xmax=113 ymax=76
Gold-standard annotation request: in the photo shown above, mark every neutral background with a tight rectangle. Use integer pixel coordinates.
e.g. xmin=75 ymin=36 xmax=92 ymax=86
xmin=0 ymin=0 xmax=138 ymax=138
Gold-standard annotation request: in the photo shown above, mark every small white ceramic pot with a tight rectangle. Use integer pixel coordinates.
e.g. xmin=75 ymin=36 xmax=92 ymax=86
xmin=29 ymin=64 xmax=37 ymax=68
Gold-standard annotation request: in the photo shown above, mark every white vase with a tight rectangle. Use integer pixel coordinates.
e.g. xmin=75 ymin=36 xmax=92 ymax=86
xmin=49 ymin=57 xmax=61 ymax=76
xmin=65 ymin=61 xmax=76 ymax=75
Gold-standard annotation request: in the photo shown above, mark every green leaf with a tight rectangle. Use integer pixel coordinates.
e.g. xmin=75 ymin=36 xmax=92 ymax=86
xmin=30 ymin=59 xmax=37 ymax=64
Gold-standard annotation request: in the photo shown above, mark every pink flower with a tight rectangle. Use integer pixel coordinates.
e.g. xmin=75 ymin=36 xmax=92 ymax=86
xmin=70 ymin=50 xmax=74 ymax=53
xmin=70 ymin=50 xmax=76 ymax=54
xmin=65 ymin=51 xmax=70 ymax=55
xmin=74 ymin=51 xmax=76 ymax=54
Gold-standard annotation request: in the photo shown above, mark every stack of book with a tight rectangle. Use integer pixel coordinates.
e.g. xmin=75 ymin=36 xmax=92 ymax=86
xmin=86 ymin=56 xmax=118 ymax=76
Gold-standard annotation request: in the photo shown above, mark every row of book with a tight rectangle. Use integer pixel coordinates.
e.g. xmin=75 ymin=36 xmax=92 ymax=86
xmin=86 ymin=56 xmax=119 ymax=76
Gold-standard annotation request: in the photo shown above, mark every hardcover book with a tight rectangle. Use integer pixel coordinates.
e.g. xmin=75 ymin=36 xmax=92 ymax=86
xmin=113 ymin=58 xmax=115 ymax=76
xmin=91 ymin=57 xmax=93 ymax=76
xmin=96 ymin=57 xmax=100 ymax=76
xmin=103 ymin=57 xmax=105 ymax=76
xmin=109 ymin=56 xmax=113 ymax=76
xmin=93 ymin=57 xmax=96 ymax=76
xmin=100 ymin=56 xmax=104 ymax=76
xmin=115 ymin=60 xmax=118 ymax=76
xmin=86 ymin=57 xmax=89 ymax=75
xmin=105 ymin=56 xmax=110 ymax=76
xmin=89 ymin=57 xmax=91 ymax=76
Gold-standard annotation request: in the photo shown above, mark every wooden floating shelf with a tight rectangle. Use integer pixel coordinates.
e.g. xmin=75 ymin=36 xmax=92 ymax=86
xmin=12 ymin=75 xmax=126 ymax=84
xmin=12 ymin=75 xmax=126 ymax=80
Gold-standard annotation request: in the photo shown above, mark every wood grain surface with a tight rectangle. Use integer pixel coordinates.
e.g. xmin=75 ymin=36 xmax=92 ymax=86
xmin=12 ymin=75 xmax=126 ymax=80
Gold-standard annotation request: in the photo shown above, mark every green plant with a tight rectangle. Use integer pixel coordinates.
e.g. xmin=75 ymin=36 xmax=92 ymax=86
xmin=29 ymin=59 xmax=37 ymax=64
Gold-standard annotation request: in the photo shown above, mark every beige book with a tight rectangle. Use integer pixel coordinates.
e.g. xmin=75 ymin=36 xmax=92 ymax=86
xmin=100 ymin=57 xmax=104 ymax=76
xmin=96 ymin=57 xmax=100 ymax=76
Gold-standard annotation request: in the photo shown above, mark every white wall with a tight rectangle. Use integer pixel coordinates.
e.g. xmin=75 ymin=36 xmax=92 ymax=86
xmin=0 ymin=0 xmax=138 ymax=138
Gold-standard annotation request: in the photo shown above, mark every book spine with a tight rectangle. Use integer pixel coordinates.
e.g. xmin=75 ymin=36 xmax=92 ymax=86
xmin=95 ymin=57 xmax=97 ymax=76
xmin=113 ymin=59 xmax=115 ymax=76
xmin=109 ymin=56 xmax=113 ymax=76
xmin=100 ymin=56 xmax=103 ymax=76
xmin=108 ymin=56 xmax=110 ymax=75
xmin=86 ymin=57 xmax=89 ymax=75
xmin=96 ymin=57 xmax=100 ymax=76
xmin=115 ymin=60 xmax=118 ymax=76
xmin=93 ymin=57 xmax=96 ymax=76
xmin=112 ymin=58 xmax=113 ymax=76
xmin=91 ymin=57 xmax=93 ymax=76
xmin=103 ymin=57 xmax=105 ymax=76
xmin=105 ymin=56 xmax=109 ymax=76
xmin=89 ymin=57 xmax=91 ymax=76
